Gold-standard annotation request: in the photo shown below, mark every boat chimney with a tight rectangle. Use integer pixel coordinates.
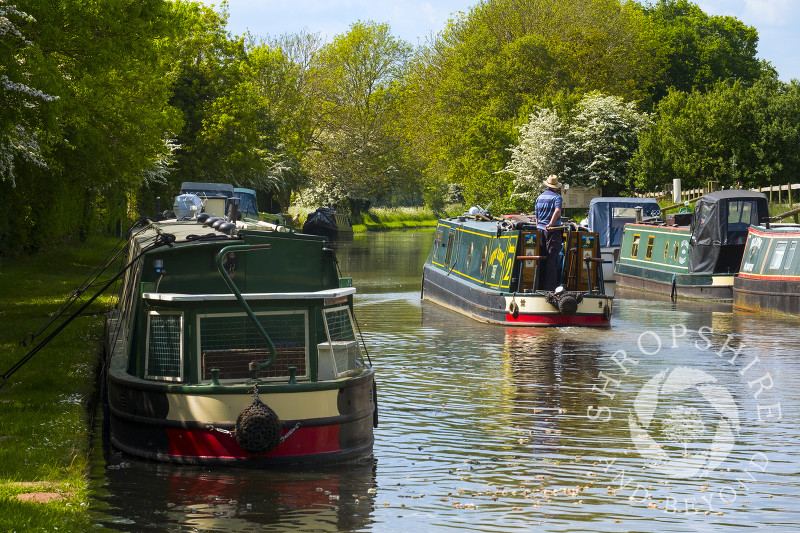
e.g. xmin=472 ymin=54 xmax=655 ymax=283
xmin=227 ymin=201 xmax=240 ymax=223
xmin=635 ymin=206 xmax=643 ymax=223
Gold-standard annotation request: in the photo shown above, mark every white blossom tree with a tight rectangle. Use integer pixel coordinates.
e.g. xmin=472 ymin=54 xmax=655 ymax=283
xmin=505 ymin=92 xmax=650 ymax=198
xmin=504 ymin=107 xmax=566 ymax=203
xmin=0 ymin=1 xmax=57 ymax=185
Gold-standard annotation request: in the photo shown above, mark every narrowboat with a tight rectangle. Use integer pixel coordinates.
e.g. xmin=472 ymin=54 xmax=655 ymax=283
xmin=421 ymin=213 xmax=612 ymax=326
xmin=177 ymin=182 xmax=235 ymax=218
xmin=303 ymin=207 xmax=354 ymax=241
xmin=615 ymin=190 xmax=769 ymax=301
xmin=734 ymin=224 xmax=800 ymax=315
xmin=103 ymin=206 xmax=376 ymax=465
xmin=585 ymin=197 xmax=661 ymax=283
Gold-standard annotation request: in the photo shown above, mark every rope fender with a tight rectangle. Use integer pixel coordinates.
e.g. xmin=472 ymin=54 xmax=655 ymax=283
xmin=235 ymin=387 xmax=282 ymax=454
xmin=545 ymin=289 xmax=583 ymax=315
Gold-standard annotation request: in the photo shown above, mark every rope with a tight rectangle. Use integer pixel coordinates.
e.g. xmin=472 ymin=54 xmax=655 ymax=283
xmin=0 ymin=231 xmax=174 ymax=389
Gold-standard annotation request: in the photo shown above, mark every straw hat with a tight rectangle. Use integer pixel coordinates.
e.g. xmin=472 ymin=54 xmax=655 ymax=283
xmin=542 ymin=174 xmax=562 ymax=189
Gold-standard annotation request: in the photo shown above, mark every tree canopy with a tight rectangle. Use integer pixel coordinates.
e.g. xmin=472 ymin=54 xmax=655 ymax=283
xmin=0 ymin=0 xmax=791 ymax=257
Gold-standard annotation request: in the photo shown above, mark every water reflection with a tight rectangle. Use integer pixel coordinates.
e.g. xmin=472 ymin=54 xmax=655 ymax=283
xmin=90 ymin=229 xmax=800 ymax=532
xmin=92 ymin=446 xmax=378 ymax=532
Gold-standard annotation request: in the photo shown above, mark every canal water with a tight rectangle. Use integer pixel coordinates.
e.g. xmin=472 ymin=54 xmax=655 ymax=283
xmin=90 ymin=229 xmax=800 ymax=532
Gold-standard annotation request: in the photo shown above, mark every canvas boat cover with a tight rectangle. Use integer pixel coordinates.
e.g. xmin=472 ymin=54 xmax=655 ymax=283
xmin=588 ymin=197 xmax=661 ymax=248
xmin=172 ymin=193 xmax=203 ymax=220
xmin=179 ymin=182 xmax=234 ymax=199
xmin=303 ymin=207 xmax=338 ymax=235
xmin=689 ymin=190 xmax=769 ymax=273
xmin=233 ymin=187 xmax=259 ymax=219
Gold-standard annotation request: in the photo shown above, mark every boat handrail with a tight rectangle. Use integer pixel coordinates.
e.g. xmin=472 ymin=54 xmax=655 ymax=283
xmin=142 ymin=287 xmax=356 ymax=302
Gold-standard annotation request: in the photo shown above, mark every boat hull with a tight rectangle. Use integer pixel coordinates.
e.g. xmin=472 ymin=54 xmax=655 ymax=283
xmin=106 ymin=370 xmax=376 ymax=466
xmin=734 ymin=277 xmax=800 ymax=315
xmin=734 ymin=225 xmax=800 ymax=315
xmin=422 ymin=264 xmax=611 ymax=327
xmin=615 ymin=264 xmax=735 ymax=301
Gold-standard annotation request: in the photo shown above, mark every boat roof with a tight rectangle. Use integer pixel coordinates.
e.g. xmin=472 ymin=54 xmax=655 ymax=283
xmin=588 ymin=198 xmax=662 ymax=248
xmin=128 ymin=219 xmax=310 ymax=252
xmin=699 ymin=189 xmax=767 ymax=202
xmin=440 ymin=217 xmax=513 ymax=233
xmin=179 ymin=182 xmax=234 ymax=197
xmin=588 ymin=197 xmax=660 ymax=208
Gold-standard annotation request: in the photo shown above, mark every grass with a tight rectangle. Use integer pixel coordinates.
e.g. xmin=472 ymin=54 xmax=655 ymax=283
xmin=0 ymin=234 xmax=120 ymax=532
xmin=352 ymin=205 xmax=463 ymax=232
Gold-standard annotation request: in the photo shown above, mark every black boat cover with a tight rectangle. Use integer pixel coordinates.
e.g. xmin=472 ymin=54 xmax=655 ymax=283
xmin=689 ymin=190 xmax=769 ymax=273
xmin=303 ymin=207 xmax=338 ymax=238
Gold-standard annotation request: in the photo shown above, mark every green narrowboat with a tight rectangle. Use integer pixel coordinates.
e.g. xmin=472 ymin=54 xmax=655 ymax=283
xmin=103 ymin=209 xmax=376 ymax=465
xmin=734 ymin=224 xmax=800 ymax=315
xmin=421 ymin=214 xmax=612 ymax=327
xmin=615 ymin=190 xmax=769 ymax=301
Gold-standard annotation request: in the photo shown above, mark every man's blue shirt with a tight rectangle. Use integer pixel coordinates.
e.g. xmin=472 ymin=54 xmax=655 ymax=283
xmin=535 ymin=189 xmax=562 ymax=230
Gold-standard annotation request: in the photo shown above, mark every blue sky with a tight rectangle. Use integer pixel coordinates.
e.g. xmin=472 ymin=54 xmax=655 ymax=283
xmin=208 ymin=0 xmax=799 ymax=82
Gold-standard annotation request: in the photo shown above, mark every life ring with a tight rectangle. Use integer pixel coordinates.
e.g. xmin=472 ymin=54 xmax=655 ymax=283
xmin=235 ymin=397 xmax=282 ymax=454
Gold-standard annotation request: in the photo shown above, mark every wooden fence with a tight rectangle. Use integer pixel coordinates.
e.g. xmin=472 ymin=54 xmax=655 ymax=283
xmin=634 ymin=183 xmax=800 ymax=206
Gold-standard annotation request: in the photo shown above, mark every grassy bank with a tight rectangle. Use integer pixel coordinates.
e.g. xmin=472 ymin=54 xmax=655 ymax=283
xmin=353 ymin=206 xmax=444 ymax=232
xmin=289 ymin=205 xmax=462 ymax=233
xmin=0 ymin=235 xmax=119 ymax=531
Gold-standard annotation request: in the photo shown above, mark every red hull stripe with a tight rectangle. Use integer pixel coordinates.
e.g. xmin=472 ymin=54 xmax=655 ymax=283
xmin=504 ymin=314 xmax=609 ymax=326
xmin=738 ymin=272 xmax=800 ymax=281
xmin=166 ymin=425 xmax=341 ymax=459
xmin=749 ymin=228 xmax=800 ymax=238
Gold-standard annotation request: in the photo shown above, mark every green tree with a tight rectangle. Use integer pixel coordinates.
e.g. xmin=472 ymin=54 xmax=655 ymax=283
xmin=401 ymin=0 xmax=664 ymax=212
xmin=305 ymin=21 xmax=412 ymax=218
xmin=2 ymin=0 xmax=181 ymax=254
xmin=642 ymin=0 xmax=764 ymax=102
xmin=630 ymin=72 xmax=800 ymax=192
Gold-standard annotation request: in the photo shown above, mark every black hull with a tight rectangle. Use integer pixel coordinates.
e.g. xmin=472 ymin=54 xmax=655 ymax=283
xmin=615 ymin=272 xmax=733 ymax=301
xmin=105 ymin=369 xmax=376 ymax=466
xmin=422 ymin=264 xmax=508 ymax=323
xmin=734 ymin=277 xmax=800 ymax=315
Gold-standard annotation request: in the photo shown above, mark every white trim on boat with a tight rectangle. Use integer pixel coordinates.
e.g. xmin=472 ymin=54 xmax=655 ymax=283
xmin=143 ymin=287 xmax=357 ymax=302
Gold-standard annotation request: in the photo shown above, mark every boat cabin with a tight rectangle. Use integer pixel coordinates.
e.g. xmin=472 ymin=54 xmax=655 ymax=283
xmin=587 ymin=197 xmax=662 ymax=250
xmin=688 ymin=190 xmax=769 ymax=274
xmin=586 ymin=197 xmax=662 ymax=282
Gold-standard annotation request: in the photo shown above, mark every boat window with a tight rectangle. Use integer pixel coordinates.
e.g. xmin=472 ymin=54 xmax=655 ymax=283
xmin=631 ymin=234 xmax=640 ymax=257
xmin=645 ymin=235 xmax=655 ymax=260
xmin=434 ymin=230 xmax=443 ymax=259
xmin=445 ymin=232 xmax=455 ymax=266
xmin=199 ymin=311 xmax=309 ymax=382
xmin=664 ymin=241 xmax=670 ymax=260
xmin=769 ymin=241 xmax=788 ymax=270
xmin=320 ymin=306 xmax=364 ymax=378
xmin=467 ymin=242 xmax=474 ymax=269
xmin=673 ymin=241 xmax=679 ymax=261
xmin=786 ymin=241 xmax=798 ymax=270
xmin=145 ymin=311 xmax=183 ymax=381
xmin=480 ymin=245 xmax=488 ymax=275
xmin=728 ymin=200 xmax=758 ymax=232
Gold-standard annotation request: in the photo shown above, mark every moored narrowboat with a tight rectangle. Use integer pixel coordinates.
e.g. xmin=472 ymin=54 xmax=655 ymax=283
xmin=104 ymin=209 xmax=376 ymax=465
xmin=614 ymin=190 xmax=769 ymax=301
xmin=585 ymin=197 xmax=662 ymax=283
xmin=734 ymin=224 xmax=800 ymax=315
xmin=421 ymin=213 xmax=612 ymax=326
xmin=303 ymin=207 xmax=353 ymax=241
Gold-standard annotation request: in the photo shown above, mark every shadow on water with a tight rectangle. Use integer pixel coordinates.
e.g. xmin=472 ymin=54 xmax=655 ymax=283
xmin=89 ymin=229 xmax=800 ymax=532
